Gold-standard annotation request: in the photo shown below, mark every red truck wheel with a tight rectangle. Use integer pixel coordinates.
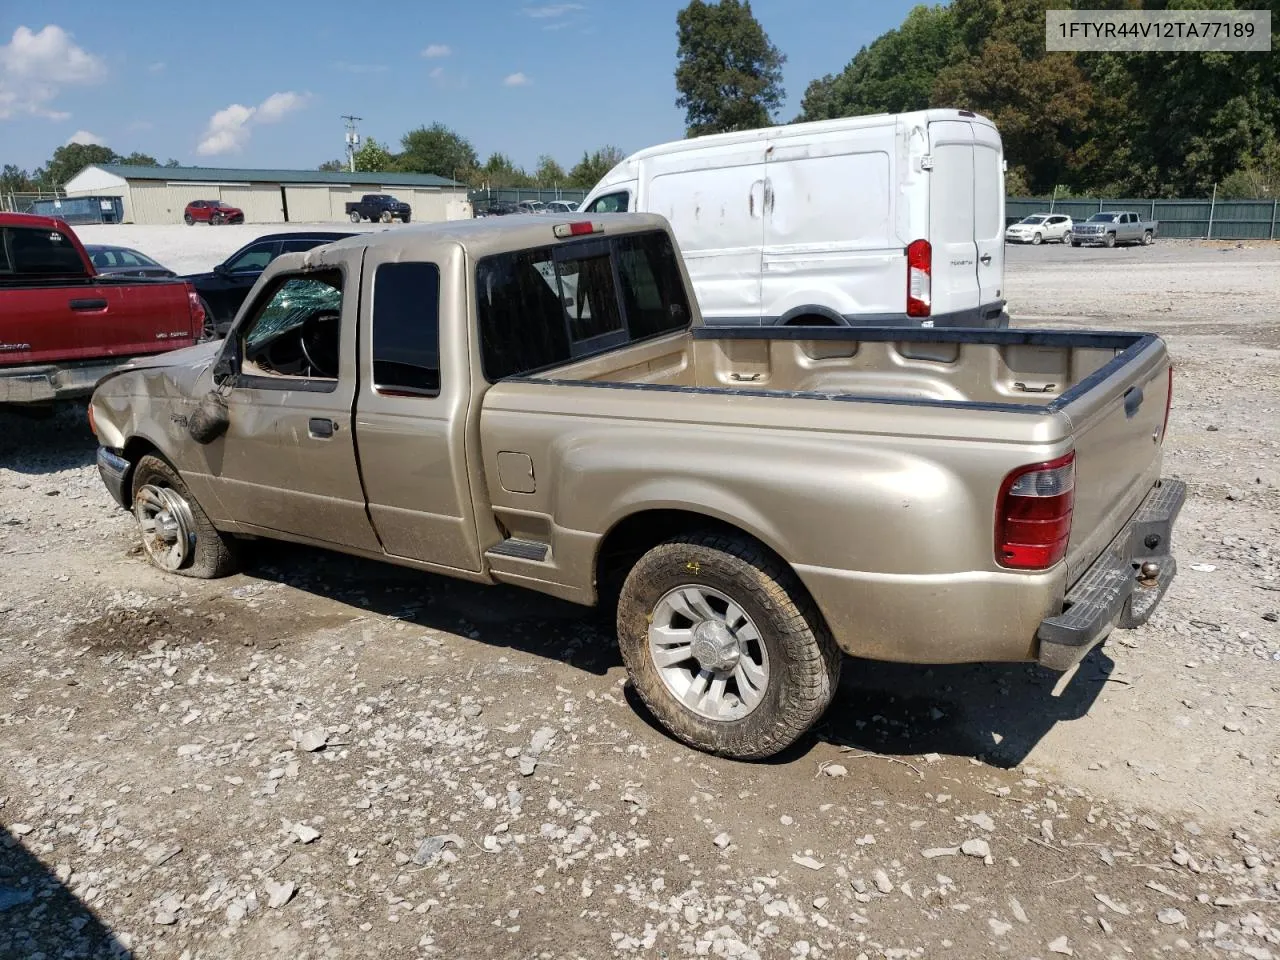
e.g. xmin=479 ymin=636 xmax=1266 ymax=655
xmin=616 ymin=530 xmax=840 ymax=760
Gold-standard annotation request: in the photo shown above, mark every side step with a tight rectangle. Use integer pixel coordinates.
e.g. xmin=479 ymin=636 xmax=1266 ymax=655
xmin=487 ymin=538 xmax=550 ymax=562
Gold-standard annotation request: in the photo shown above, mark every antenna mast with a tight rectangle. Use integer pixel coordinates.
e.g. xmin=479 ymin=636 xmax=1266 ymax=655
xmin=342 ymin=115 xmax=363 ymax=173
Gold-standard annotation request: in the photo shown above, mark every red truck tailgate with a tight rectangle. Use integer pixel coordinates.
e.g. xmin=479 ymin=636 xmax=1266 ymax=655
xmin=0 ymin=280 xmax=198 ymax=366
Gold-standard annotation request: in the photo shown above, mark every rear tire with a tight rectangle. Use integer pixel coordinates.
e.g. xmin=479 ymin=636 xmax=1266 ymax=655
xmin=1142 ymin=230 xmax=1154 ymax=246
xmin=616 ymin=531 xmax=841 ymax=760
xmin=349 ymin=210 xmax=361 ymax=223
xmin=198 ymin=298 xmax=217 ymax=341
xmin=1031 ymin=232 xmax=1043 ymax=245
xmin=131 ymin=455 xmax=239 ymax=579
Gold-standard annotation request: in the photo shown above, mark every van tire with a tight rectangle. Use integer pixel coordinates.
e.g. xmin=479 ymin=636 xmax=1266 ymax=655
xmin=131 ymin=455 xmax=239 ymax=579
xmin=1104 ymin=232 xmax=1116 ymax=248
xmin=616 ymin=531 xmax=841 ymax=760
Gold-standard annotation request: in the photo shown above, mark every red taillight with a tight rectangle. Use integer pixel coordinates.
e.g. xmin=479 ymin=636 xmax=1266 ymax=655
xmin=553 ymin=221 xmax=604 ymax=238
xmin=906 ymin=239 xmax=931 ymax=317
xmin=1161 ymin=365 xmax=1173 ymax=444
xmin=995 ymin=452 xmax=1076 ymax=570
xmin=188 ymin=290 xmax=206 ymax=336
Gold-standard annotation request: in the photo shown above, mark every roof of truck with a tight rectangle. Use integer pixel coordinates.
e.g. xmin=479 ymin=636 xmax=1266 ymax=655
xmin=322 ymin=212 xmax=671 ymax=258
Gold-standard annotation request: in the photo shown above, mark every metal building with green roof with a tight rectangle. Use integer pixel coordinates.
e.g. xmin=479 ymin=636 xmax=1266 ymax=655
xmin=63 ymin=163 xmax=471 ymax=225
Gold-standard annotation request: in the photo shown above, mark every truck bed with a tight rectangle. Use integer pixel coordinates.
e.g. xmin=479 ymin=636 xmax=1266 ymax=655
xmin=482 ymin=326 xmax=1171 ymax=663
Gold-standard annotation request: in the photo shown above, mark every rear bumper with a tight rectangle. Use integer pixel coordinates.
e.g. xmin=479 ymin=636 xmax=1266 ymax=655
xmin=0 ymin=359 xmax=131 ymax=405
xmin=96 ymin=447 xmax=132 ymax=509
xmin=1036 ymin=478 xmax=1186 ymax=671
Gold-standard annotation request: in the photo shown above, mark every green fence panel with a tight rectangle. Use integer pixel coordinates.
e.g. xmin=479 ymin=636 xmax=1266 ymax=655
xmin=1007 ymin=196 xmax=1279 ymax=240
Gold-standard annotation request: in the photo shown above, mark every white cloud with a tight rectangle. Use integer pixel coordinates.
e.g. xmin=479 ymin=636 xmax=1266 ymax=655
xmin=196 ymin=91 xmax=307 ymax=155
xmin=421 ymin=44 xmax=451 ymax=58
xmin=429 ymin=66 xmax=446 ymax=80
xmin=522 ymin=4 xmax=583 ymax=18
xmin=66 ymin=129 xmax=104 ymax=146
xmin=0 ymin=24 xmax=106 ymax=119
xmin=503 ymin=72 xmax=531 ymax=87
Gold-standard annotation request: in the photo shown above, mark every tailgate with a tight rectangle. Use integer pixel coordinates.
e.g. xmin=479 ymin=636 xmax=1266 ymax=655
xmin=1059 ymin=337 xmax=1172 ymax=586
xmin=0 ymin=280 xmax=197 ymax=366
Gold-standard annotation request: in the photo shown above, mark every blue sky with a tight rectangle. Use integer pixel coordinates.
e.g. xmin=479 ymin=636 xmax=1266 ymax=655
xmin=1 ymin=1 xmax=918 ymax=177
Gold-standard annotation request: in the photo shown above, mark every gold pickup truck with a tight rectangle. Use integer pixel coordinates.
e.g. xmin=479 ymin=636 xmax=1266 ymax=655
xmin=89 ymin=214 xmax=1183 ymax=759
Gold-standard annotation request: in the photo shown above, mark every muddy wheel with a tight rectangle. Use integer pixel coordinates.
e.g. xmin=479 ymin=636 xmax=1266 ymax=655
xmin=1031 ymin=231 xmax=1043 ymax=245
xmin=616 ymin=531 xmax=841 ymax=760
xmin=1103 ymin=232 xmax=1116 ymax=248
xmin=349 ymin=210 xmax=362 ymax=223
xmin=1142 ymin=230 xmax=1154 ymax=246
xmin=379 ymin=210 xmax=393 ymax=223
xmin=131 ymin=455 xmax=239 ymax=578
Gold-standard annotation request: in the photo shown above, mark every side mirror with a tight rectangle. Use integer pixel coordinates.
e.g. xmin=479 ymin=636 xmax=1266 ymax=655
xmin=187 ymin=389 xmax=230 ymax=444
xmin=213 ymin=262 xmax=229 ymax=278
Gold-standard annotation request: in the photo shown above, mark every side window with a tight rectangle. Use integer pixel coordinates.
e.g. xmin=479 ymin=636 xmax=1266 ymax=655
xmin=372 ymin=262 xmax=440 ymax=397
xmin=226 ymin=242 xmax=276 ymax=273
xmin=585 ymin=192 xmax=629 ymax=214
xmin=478 ymin=247 xmax=570 ymax=380
xmin=279 ymin=238 xmax=323 ymax=255
xmin=616 ymin=232 xmax=690 ymax=339
xmin=240 ymin=271 xmax=343 ymax=384
xmin=2 ymin=228 xmax=88 ymax=277
xmin=556 ymin=245 xmax=625 ymax=351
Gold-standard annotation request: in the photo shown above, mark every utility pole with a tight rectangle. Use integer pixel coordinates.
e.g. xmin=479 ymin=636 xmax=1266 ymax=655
xmin=342 ymin=115 xmax=363 ymax=173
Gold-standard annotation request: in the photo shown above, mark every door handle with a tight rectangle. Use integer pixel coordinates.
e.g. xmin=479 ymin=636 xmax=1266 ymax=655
xmin=308 ymin=417 xmax=336 ymax=439
xmin=1123 ymin=386 xmax=1144 ymax=418
xmin=979 ymin=254 xmax=993 ymax=265
xmin=69 ymin=298 xmax=108 ymax=311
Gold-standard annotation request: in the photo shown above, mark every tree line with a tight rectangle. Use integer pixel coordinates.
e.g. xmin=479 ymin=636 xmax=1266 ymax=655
xmin=2 ymin=143 xmax=180 ymax=196
xmin=318 ymin=125 xmax=625 ymax=191
xmin=675 ymin=0 xmax=1280 ymax=199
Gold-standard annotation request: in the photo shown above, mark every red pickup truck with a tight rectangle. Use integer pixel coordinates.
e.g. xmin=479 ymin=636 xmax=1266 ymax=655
xmin=1 ymin=213 xmax=206 ymax=407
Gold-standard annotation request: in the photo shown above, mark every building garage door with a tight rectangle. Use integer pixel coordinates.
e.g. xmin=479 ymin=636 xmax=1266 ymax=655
xmin=284 ymin=185 xmax=333 ymax=223
xmin=220 ymin=185 xmax=283 ymax=223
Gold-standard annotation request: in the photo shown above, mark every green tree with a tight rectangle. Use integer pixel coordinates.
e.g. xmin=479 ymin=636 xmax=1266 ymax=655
xmin=675 ymin=0 xmax=786 ymax=136
xmin=567 ymin=146 xmax=625 ymax=189
xmin=1 ymin=164 xmax=36 ymax=195
xmin=164 ymin=158 xmax=182 ymax=168
xmin=317 ymin=158 xmax=347 ymax=172
xmin=480 ymin=152 xmax=533 ymax=188
xmin=353 ymin=137 xmax=395 ymax=173
xmin=42 ymin=143 xmax=117 ymax=187
xmin=116 ymin=151 xmax=159 ymax=166
xmin=799 ymin=4 xmax=956 ymax=122
xmin=534 ymin=154 xmax=567 ymax=187
xmin=399 ymin=123 xmax=479 ymax=181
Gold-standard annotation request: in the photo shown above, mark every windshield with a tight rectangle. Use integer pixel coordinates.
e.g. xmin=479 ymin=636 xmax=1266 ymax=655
xmin=1018 ymin=216 xmax=1048 ymax=225
xmin=1087 ymin=213 xmax=1118 ymax=222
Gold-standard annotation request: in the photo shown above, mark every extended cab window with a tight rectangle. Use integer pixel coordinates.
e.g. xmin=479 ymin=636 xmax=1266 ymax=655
xmin=477 ymin=230 xmax=690 ymax=380
xmin=1 ymin=227 xmax=87 ymax=278
xmin=240 ymin=271 xmax=343 ymax=384
xmin=372 ymin=262 xmax=441 ymax=396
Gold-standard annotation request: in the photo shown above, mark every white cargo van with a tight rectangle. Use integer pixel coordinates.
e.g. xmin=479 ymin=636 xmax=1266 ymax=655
xmin=579 ymin=109 xmax=1007 ymax=328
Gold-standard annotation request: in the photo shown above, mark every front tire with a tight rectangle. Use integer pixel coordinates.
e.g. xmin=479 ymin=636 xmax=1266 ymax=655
xmin=379 ymin=210 xmax=393 ymax=223
xmin=1031 ymin=232 xmax=1043 ymax=245
xmin=184 ymin=214 xmax=194 ymax=226
xmin=210 ymin=214 xmax=224 ymax=226
xmin=616 ymin=531 xmax=841 ymax=760
xmin=131 ymin=455 xmax=239 ymax=579
xmin=1104 ymin=232 xmax=1116 ymax=248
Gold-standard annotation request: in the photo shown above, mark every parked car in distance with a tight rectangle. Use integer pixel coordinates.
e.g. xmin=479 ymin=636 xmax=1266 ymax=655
xmin=85 ymin=244 xmax=177 ymax=278
xmin=1005 ymin=213 xmax=1072 ymax=245
xmin=184 ymin=200 xmax=244 ymax=226
xmin=579 ymin=109 xmax=1008 ymax=328
xmin=477 ymin=201 xmax=519 ymax=217
xmin=544 ymin=200 xmax=579 ymax=214
xmin=0 ymin=212 xmax=205 ymax=407
xmin=184 ymin=231 xmax=353 ymax=338
xmin=515 ymin=200 xmax=546 ymax=215
xmin=90 ymin=213 xmax=1182 ymax=761
xmin=345 ymin=194 xmax=411 ymax=223
xmin=1071 ymin=211 xmax=1157 ymax=247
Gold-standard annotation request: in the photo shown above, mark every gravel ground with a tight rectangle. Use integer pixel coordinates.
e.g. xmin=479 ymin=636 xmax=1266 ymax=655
xmin=1 ymin=237 xmax=1278 ymax=959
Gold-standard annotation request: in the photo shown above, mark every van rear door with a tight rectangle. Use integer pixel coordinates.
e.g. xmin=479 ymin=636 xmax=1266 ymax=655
xmin=645 ymin=145 xmax=765 ymax=324
xmin=970 ymin=120 xmax=1005 ymax=312
xmin=926 ymin=119 xmax=980 ymax=324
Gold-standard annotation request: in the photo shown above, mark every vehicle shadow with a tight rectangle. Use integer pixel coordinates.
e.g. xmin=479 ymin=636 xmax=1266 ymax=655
xmin=0 ymin=826 xmax=133 ymax=958
xmin=0 ymin=405 xmax=97 ymax=474
xmin=246 ymin=541 xmax=623 ymax=676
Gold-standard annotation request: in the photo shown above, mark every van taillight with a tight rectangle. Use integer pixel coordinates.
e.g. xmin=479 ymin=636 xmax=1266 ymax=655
xmin=1161 ymin=365 xmax=1173 ymax=444
xmin=906 ymin=239 xmax=931 ymax=317
xmin=995 ymin=452 xmax=1075 ymax=570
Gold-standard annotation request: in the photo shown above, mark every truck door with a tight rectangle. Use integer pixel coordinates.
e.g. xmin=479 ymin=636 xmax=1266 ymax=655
xmin=202 ymin=258 xmax=379 ymax=551
xmin=970 ymin=120 xmax=1005 ymax=313
xmin=644 ymin=145 xmax=765 ymax=323
xmin=350 ymin=244 xmax=483 ymax=573
xmin=926 ymin=119 xmax=980 ymax=323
